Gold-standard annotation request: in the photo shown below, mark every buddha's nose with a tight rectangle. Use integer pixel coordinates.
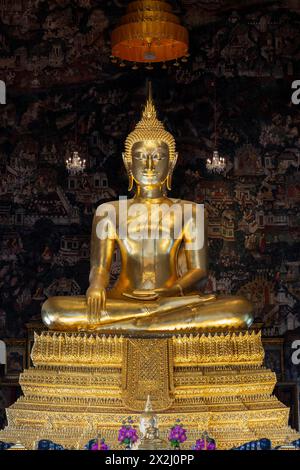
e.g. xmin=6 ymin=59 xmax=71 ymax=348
xmin=146 ymin=154 xmax=154 ymax=171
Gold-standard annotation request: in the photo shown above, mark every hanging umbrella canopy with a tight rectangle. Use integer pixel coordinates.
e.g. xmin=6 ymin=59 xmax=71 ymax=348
xmin=111 ymin=0 xmax=189 ymax=63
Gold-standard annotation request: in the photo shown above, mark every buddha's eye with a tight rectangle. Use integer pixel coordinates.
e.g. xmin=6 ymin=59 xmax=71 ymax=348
xmin=152 ymin=151 xmax=161 ymax=160
xmin=135 ymin=152 xmax=145 ymax=160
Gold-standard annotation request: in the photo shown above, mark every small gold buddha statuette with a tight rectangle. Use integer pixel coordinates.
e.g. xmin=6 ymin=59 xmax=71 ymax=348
xmin=138 ymin=396 xmax=167 ymax=450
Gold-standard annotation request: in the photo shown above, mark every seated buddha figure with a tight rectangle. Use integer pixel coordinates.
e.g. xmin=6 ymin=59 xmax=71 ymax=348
xmin=42 ymin=89 xmax=253 ymax=332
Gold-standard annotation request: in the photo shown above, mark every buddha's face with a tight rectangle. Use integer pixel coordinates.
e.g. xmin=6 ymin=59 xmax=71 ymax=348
xmin=131 ymin=140 xmax=170 ymax=187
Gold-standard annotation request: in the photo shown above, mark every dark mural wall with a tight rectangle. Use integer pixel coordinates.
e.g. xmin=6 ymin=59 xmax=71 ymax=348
xmin=0 ymin=0 xmax=300 ymax=426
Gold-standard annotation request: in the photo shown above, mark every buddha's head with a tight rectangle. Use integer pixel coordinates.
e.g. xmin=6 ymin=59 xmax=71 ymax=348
xmin=123 ymin=86 xmax=178 ymax=192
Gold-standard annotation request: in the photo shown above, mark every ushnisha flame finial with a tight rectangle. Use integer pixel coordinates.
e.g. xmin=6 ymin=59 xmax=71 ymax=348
xmin=123 ymin=82 xmax=176 ymax=163
xmin=142 ymin=82 xmax=157 ymax=120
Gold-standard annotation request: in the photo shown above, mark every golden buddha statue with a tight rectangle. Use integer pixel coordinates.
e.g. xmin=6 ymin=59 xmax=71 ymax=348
xmin=1 ymin=88 xmax=296 ymax=452
xmin=138 ymin=424 xmax=166 ymax=450
xmin=137 ymin=396 xmax=167 ymax=450
xmin=42 ymin=87 xmax=253 ymax=333
xmin=139 ymin=395 xmax=158 ymax=438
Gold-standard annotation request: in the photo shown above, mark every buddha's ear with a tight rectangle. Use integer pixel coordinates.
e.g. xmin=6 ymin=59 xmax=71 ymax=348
xmin=173 ymin=152 xmax=178 ymax=168
xmin=169 ymin=152 xmax=178 ymax=173
xmin=122 ymin=152 xmax=129 ymax=169
xmin=122 ymin=152 xmax=133 ymax=173
xmin=166 ymin=154 xmax=178 ymax=191
xmin=122 ymin=152 xmax=134 ymax=191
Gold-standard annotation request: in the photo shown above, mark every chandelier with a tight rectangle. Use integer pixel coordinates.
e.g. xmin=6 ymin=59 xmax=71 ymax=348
xmin=66 ymin=151 xmax=86 ymax=175
xmin=206 ymin=150 xmax=226 ymax=173
xmin=66 ymin=94 xmax=86 ymax=175
xmin=111 ymin=0 xmax=189 ymax=68
xmin=206 ymin=80 xmax=226 ymax=173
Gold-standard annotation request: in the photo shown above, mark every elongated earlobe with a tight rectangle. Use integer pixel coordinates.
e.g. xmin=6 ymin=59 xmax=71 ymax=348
xmin=166 ymin=174 xmax=172 ymax=191
xmin=173 ymin=152 xmax=178 ymax=168
xmin=128 ymin=173 xmax=134 ymax=191
xmin=166 ymin=153 xmax=178 ymax=191
xmin=122 ymin=152 xmax=134 ymax=191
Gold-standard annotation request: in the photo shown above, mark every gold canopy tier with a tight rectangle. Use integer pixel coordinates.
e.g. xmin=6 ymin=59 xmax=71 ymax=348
xmin=111 ymin=1 xmax=189 ymax=63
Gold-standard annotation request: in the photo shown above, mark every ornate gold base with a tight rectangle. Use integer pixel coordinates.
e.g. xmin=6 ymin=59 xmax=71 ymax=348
xmin=0 ymin=331 xmax=297 ymax=449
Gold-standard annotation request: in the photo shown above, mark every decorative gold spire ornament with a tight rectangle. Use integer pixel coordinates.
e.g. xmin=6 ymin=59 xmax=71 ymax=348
xmin=111 ymin=0 xmax=189 ymax=66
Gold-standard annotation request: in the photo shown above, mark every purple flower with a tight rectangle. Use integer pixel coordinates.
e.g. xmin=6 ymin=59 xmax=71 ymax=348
xmin=168 ymin=421 xmax=187 ymax=448
xmin=118 ymin=421 xmax=139 ymax=446
xmin=194 ymin=437 xmax=216 ymax=450
xmin=207 ymin=441 xmax=216 ymax=450
xmin=91 ymin=439 xmax=110 ymax=451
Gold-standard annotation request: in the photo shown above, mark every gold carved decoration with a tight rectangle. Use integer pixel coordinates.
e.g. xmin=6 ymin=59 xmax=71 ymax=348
xmin=122 ymin=338 xmax=174 ymax=411
xmin=0 ymin=331 xmax=298 ymax=450
xmin=173 ymin=330 xmax=264 ymax=367
xmin=31 ymin=332 xmax=123 ymax=367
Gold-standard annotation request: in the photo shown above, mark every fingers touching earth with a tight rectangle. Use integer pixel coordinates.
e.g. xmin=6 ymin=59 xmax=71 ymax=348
xmin=87 ymin=288 xmax=106 ymax=323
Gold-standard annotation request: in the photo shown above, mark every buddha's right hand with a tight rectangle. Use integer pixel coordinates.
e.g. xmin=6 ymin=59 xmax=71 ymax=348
xmin=86 ymin=286 xmax=106 ymax=323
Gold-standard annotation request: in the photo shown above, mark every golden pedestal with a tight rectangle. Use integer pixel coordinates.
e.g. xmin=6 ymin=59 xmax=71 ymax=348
xmin=0 ymin=330 xmax=297 ymax=449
